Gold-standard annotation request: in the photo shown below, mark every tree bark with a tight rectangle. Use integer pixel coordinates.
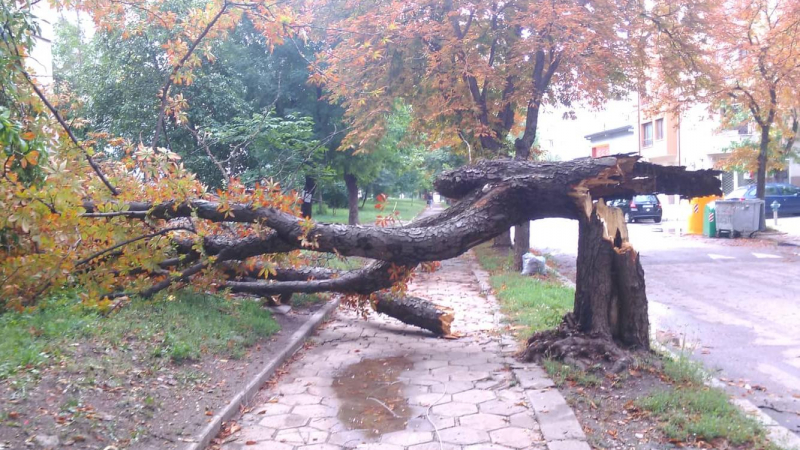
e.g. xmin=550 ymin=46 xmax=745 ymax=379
xmin=492 ymin=230 xmax=512 ymax=248
xmin=301 ymin=175 xmax=316 ymax=219
xmin=512 ymin=221 xmax=530 ymax=271
xmin=85 ymin=156 xmax=720 ymax=342
xmin=756 ymin=123 xmax=770 ymax=230
xmin=373 ymin=292 xmax=454 ymax=336
xmin=344 ymin=172 xmax=359 ymax=225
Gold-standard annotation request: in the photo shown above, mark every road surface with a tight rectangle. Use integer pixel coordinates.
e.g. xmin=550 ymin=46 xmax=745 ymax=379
xmin=527 ymin=217 xmax=800 ymax=435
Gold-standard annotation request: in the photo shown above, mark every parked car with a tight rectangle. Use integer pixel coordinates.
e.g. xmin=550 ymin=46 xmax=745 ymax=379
xmin=725 ymin=183 xmax=800 ymax=215
xmin=607 ymin=194 xmax=662 ymax=223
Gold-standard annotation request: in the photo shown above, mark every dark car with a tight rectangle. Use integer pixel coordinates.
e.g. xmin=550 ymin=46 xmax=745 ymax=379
xmin=725 ymin=183 xmax=800 ymax=215
xmin=607 ymin=194 xmax=662 ymax=223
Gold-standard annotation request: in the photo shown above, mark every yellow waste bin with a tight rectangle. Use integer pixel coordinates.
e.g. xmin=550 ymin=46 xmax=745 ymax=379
xmin=687 ymin=195 xmax=720 ymax=234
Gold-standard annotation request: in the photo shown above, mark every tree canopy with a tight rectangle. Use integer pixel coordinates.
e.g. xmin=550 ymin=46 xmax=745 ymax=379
xmin=644 ymin=0 xmax=800 ymax=201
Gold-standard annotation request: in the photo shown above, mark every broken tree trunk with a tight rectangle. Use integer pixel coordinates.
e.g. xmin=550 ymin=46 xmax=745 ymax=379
xmin=373 ymin=293 xmax=454 ymax=336
xmin=84 ymin=155 xmax=720 ymax=345
xmin=522 ymin=197 xmax=650 ymax=367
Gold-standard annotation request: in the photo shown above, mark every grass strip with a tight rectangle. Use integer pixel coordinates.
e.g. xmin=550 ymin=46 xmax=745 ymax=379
xmin=473 ymin=242 xmax=573 ymax=339
xmin=0 ymin=290 xmax=279 ymax=379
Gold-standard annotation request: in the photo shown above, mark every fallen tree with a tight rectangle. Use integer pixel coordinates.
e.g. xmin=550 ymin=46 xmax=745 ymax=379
xmin=76 ymin=154 xmax=719 ymax=353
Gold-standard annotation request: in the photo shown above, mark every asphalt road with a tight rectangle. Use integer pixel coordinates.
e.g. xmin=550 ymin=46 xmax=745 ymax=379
xmin=527 ymin=217 xmax=800 ymax=435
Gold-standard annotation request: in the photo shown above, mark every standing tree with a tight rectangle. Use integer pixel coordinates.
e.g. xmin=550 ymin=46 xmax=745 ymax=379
xmin=644 ymin=0 xmax=800 ymax=226
xmin=309 ymin=0 xmax=639 ymax=269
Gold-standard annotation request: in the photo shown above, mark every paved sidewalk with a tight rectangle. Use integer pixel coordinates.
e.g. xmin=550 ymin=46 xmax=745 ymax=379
xmin=219 ymin=206 xmax=581 ymax=450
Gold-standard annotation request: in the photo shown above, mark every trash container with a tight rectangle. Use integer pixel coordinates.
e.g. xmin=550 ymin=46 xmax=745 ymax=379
xmin=703 ymin=202 xmax=716 ymax=237
xmin=715 ymin=199 xmax=764 ymax=237
xmin=687 ymin=195 xmax=719 ymax=235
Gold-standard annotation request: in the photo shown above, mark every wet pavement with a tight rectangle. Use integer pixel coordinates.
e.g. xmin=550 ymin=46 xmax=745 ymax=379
xmin=220 ymin=240 xmax=547 ymax=449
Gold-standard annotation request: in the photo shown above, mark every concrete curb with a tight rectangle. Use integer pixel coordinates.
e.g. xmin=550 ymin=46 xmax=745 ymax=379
xmin=651 ymin=340 xmax=800 ymax=450
xmin=470 ymin=261 xmax=590 ymax=450
xmin=183 ymin=298 xmax=340 ymax=450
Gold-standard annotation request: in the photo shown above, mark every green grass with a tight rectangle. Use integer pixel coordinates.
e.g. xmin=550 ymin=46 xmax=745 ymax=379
xmin=0 ymin=290 xmax=279 ymax=378
xmin=313 ymin=198 xmax=428 ymax=224
xmin=473 ymin=243 xmax=573 ymax=338
xmin=637 ymin=387 xmax=768 ymax=446
xmin=637 ymin=351 xmax=781 ymax=449
xmin=662 ymin=352 xmax=707 ymax=385
xmin=543 ymin=359 xmax=601 ymax=387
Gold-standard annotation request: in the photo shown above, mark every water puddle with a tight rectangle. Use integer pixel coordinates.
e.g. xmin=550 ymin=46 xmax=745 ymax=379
xmin=332 ymin=356 xmax=413 ymax=436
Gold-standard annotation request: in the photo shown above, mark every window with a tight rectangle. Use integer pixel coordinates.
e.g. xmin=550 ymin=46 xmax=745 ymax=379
xmin=642 ymin=122 xmax=653 ymax=147
xmin=655 ymin=118 xmax=664 ymax=141
xmin=784 ymin=185 xmax=800 ymax=195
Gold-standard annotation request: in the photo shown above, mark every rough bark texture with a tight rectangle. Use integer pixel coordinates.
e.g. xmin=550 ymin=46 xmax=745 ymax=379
xmin=373 ymin=293 xmax=454 ymax=336
xmin=492 ymin=230 xmax=513 ymax=248
xmin=513 ymin=221 xmax=530 ymax=271
xmin=344 ymin=172 xmax=359 ymax=225
xmin=85 ymin=155 xmax=720 ymax=341
xmin=522 ymin=196 xmax=650 ymax=367
xmin=300 ymin=175 xmax=316 ymax=219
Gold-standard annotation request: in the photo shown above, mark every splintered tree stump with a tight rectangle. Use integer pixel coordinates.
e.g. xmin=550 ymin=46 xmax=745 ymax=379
xmin=523 ymin=191 xmax=650 ymax=369
xmin=372 ymin=293 xmax=454 ymax=336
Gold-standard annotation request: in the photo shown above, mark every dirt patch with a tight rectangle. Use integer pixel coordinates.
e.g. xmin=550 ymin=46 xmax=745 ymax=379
xmin=0 ymin=304 xmax=322 ymax=450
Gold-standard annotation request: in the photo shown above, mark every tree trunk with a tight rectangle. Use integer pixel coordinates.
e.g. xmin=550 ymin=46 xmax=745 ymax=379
xmin=373 ymin=292 xmax=454 ymax=336
xmin=756 ymin=124 xmax=770 ymax=231
xmin=523 ymin=198 xmax=649 ymax=365
xmin=493 ymin=230 xmax=512 ymax=248
xmin=301 ymin=175 xmax=316 ymax=219
xmin=572 ymin=199 xmax=649 ymax=349
xmin=360 ymin=184 xmax=369 ymax=209
xmin=512 ymin=222 xmax=530 ymax=271
xmin=344 ymin=172 xmax=359 ymax=225
xmin=86 ymin=156 xmax=720 ymax=342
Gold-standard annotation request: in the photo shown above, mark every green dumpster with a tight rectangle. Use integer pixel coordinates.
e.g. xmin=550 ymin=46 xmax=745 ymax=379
xmin=703 ymin=202 xmax=717 ymax=237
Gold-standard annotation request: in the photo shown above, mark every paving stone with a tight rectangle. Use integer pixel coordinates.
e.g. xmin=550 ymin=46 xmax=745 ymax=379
xmin=293 ymin=404 xmax=338 ymax=418
xmin=452 ymin=389 xmax=497 ymax=404
xmin=408 ymin=443 xmax=463 ymax=450
xmin=438 ymin=426 xmax=490 ymax=445
xmin=354 ymin=444 xmax=404 ymax=450
xmin=431 ymin=401 xmax=479 ymax=417
xmin=513 ymin=366 xmax=555 ymax=390
xmin=223 ymin=441 xmax=294 ymax=450
xmin=429 ymin=381 xmax=476 ymax=394
xmin=260 ymin=413 xmax=310 ymax=428
xmin=294 ymin=376 xmax=334 ymax=387
xmin=232 ymin=425 xmax=276 ymax=442
xmin=490 ymin=427 xmax=538 ymax=448
xmin=458 ymin=413 xmax=509 ymax=431
xmin=275 ymin=382 xmax=310 ymax=395
xmin=509 ymin=412 xmax=538 ymax=429
xmin=415 ymin=359 xmax=450 ymax=370
xmin=464 ymin=444 xmax=515 ymax=450
xmin=480 ymin=400 xmax=529 ymax=416
xmin=279 ymin=393 xmax=324 ymax=406
xmin=405 ymin=415 xmax=456 ymax=432
xmin=410 ymin=392 xmax=452 ymax=406
xmin=546 ymin=441 xmax=591 ymax=450
xmin=379 ymin=430 xmax=433 ymax=446
xmin=327 ymin=430 xmax=373 ymax=447
xmin=525 ymin=390 xmax=585 ymax=441
xmin=297 ymin=444 xmax=344 ymax=450
xmin=253 ymin=403 xmax=292 ymax=416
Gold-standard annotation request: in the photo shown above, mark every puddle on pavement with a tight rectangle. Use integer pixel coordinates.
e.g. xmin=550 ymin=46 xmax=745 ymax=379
xmin=332 ymin=356 xmax=413 ymax=436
